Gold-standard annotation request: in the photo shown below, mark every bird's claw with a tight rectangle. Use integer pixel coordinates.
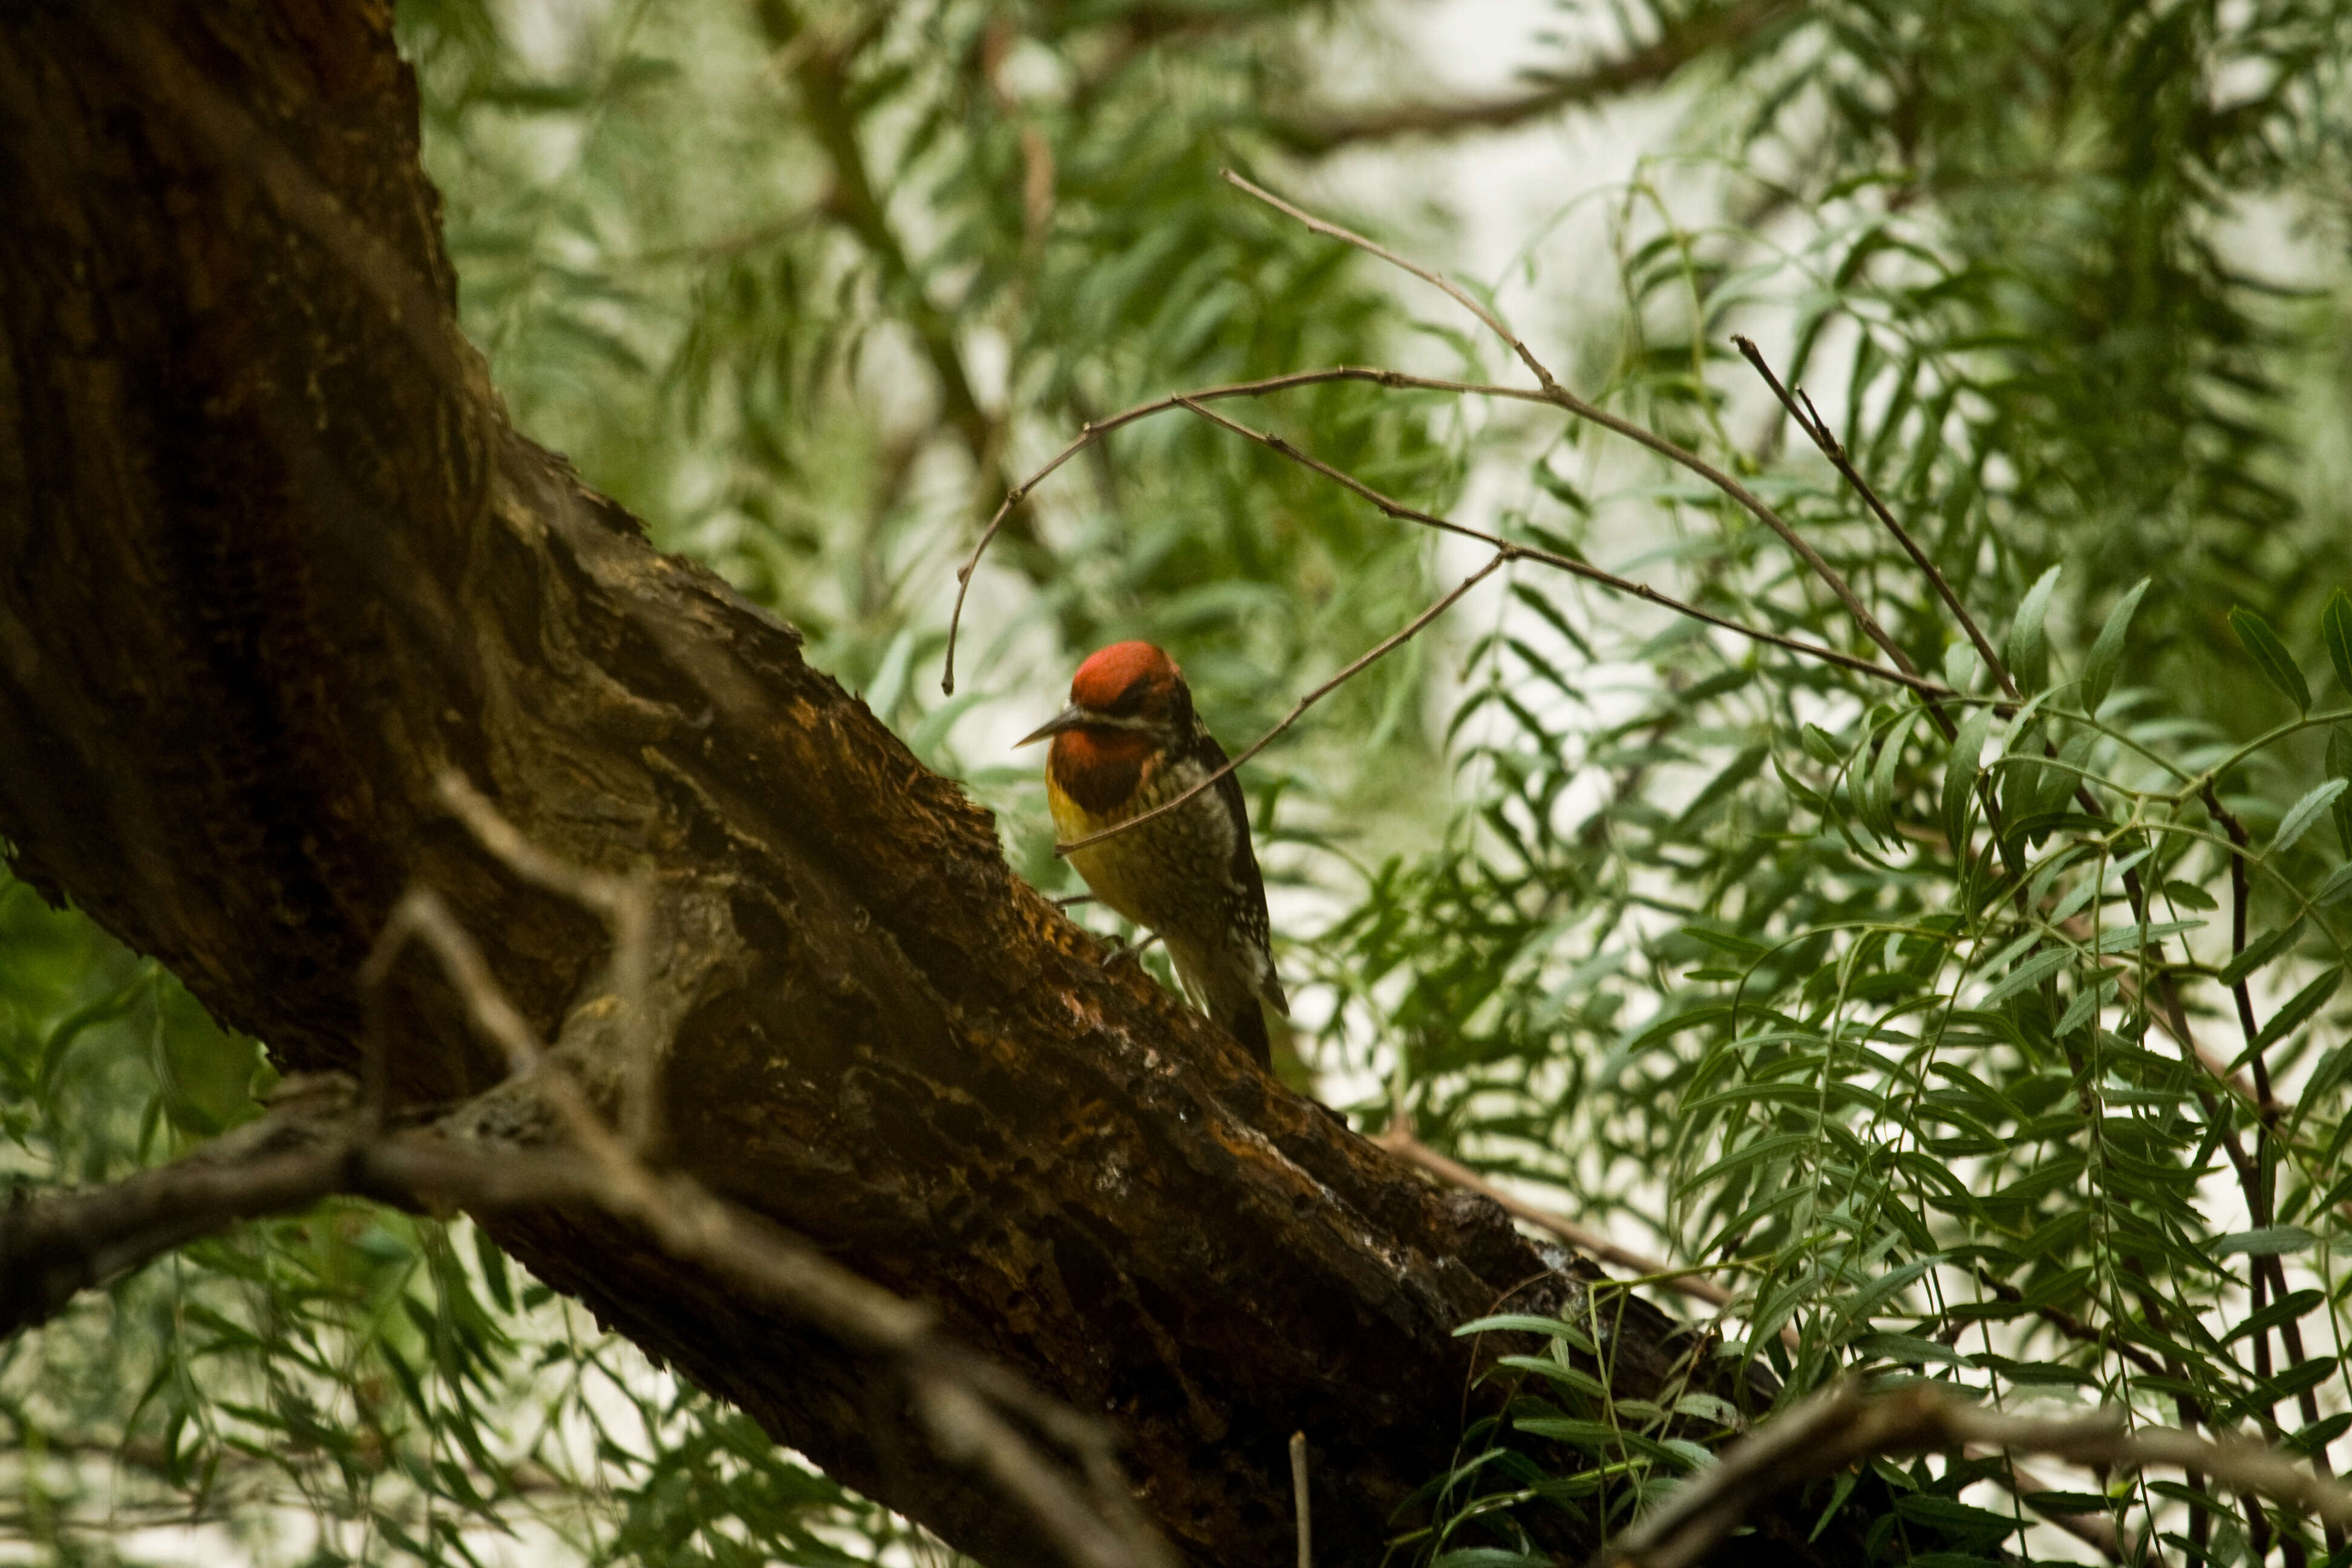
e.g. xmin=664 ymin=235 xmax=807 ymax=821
xmin=1100 ymin=930 xmax=1160 ymax=973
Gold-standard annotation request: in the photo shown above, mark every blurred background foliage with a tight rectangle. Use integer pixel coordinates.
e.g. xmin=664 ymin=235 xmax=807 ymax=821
xmin=7 ymin=0 xmax=2352 ymax=1563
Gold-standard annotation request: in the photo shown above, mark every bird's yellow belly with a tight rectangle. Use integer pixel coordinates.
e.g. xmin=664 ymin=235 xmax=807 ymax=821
xmin=1048 ymin=770 xmax=1231 ymax=941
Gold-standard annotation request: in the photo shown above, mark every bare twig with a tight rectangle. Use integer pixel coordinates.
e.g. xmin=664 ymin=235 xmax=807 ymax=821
xmin=433 ymin=774 xmax=663 ymax=1151
xmin=1266 ymin=0 xmax=1799 ymax=156
xmin=939 ymin=367 xmax=1548 ymax=694
xmin=1223 ymin=171 xmax=1926 ymax=687
xmin=1171 ymin=396 xmax=1945 ymax=693
xmin=1376 ymin=1127 xmax=1733 ymax=1309
xmin=415 ymin=784 xmax=1174 ymax=1568
xmin=1290 ymin=1431 xmax=1312 ymax=1568
xmin=1054 ymin=551 xmax=1511 ymax=857
xmin=1730 ymin=336 xmax=2017 ymax=700
xmin=1602 ymin=1379 xmax=2352 ymax=1568
xmin=16 ymin=791 xmax=1176 ymax=1568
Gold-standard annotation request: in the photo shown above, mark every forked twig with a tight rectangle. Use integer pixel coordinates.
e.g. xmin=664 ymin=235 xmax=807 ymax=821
xmin=434 ymin=773 xmax=663 ymax=1150
xmin=356 ymin=779 xmax=1176 ymax=1568
xmin=1730 ymin=335 xmax=2017 ymax=700
xmin=1223 ymin=170 xmax=1924 ymax=685
xmin=1052 ymin=394 xmax=1956 ymax=857
xmin=1172 ymin=396 xmax=1944 ymax=690
xmin=939 ymin=367 xmax=1550 ymax=694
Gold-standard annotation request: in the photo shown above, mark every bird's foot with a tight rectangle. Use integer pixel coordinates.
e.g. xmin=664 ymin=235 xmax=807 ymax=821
xmin=1099 ymin=930 xmax=1161 ymax=973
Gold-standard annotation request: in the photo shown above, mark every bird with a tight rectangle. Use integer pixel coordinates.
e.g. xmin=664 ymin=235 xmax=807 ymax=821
xmin=1020 ymin=641 xmax=1289 ymax=1066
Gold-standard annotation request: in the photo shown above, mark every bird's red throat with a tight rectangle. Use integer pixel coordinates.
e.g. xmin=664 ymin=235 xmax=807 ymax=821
xmin=1048 ymin=727 xmax=1155 ymax=816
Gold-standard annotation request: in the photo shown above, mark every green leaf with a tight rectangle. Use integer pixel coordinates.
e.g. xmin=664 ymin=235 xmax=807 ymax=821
xmin=1979 ymin=947 xmax=2071 ymax=1006
xmin=2251 ymin=965 xmax=2342 ymax=1052
xmin=2331 ymin=728 xmax=2352 ymax=855
xmin=1454 ymin=1313 xmax=1578 ymax=1339
xmin=2080 ymin=578 xmax=2148 ymax=714
xmin=2324 ymin=587 xmax=2352 ymax=695
xmin=1942 ymin=705 xmax=1993 ymax=848
xmin=2218 ymin=920 xmax=2304 ymax=988
xmin=2005 ymin=566 xmax=2062 ymax=692
xmin=2021 ymin=1492 xmax=2118 ymax=1516
xmin=2223 ymin=1289 xmax=2324 ymax=1345
xmin=1671 ymin=1392 xmax=1743 ymax=1428
xmin=2210 ymin=1226 xmax=2317 ymax=1258
xmin=1801 ymin=723 xmax=1842 ymax=766
xmin=1943 ymin=641 xmax=1980 ymax=692
xmin=1863 ymin=711 xmax=1916 ymax=841
xmin=2094 ymin=919 xmax=2204 ymax=953
xmin=1495 ymin=1355 xmax=1609 ymax=1400
xmin=2055 ymin=978 xmax=2115 ymax=1036
xmin=1833 ymin=1255 xmax=1943 ymax=1334
xmin=2162 ymin=879 xmax=2218 ymax=912
xmin=2273 ymin=779 xmax=2347 ymax=857
xmin=1683 ymin=926 xmax=1769 ymax=959
xmin=2230 ymin=606 xmax=2310 ymax=714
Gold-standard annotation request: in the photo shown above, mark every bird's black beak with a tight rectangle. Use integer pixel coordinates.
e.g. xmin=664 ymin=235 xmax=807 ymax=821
xmin=1017 ymin=704 xmax=1089 ymax=748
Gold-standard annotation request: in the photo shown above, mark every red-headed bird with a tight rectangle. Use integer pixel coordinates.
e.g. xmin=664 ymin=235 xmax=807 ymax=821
xmin=1021 ymin=642 xmax=1288 ymax=1065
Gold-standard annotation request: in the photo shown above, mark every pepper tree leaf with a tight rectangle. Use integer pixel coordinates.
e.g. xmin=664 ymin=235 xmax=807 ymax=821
xmin=2080 ymin=578 xmax=2148 ymax=714
xmin=2324 ymin=586 xmax=2352 ymax=696
xmin=2005 ymin=566 xmax=2062 ymax=693
xmin=2230 ymin=606 xmax=2310 ymax=714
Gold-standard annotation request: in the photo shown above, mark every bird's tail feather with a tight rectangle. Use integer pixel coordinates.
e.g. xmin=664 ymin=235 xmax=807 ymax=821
xmin=1170 ymin=944 xmax=1275 ymax=1068
xmin=1223 ymin=998 xmax=1272 ymax=1068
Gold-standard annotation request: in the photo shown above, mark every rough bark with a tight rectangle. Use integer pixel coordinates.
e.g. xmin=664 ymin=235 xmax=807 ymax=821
xmin=0 ymin=7 xmax=1860 ymax=1566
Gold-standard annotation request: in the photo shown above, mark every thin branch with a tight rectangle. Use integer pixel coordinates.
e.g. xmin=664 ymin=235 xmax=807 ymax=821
xmin=1054 ymin=552 xmax=1512 ymax=857
xmin=1290 ymin=1431 xmax=1312 ymax=1568
xmin=433 ymin=773 xmax=662 ymax=1151
xmin=1602 ymin=1379 xmax=2352 ymax=1568
xmin=939 ymin=367 xmax=1547 ymax=693
xmin=1168 ymin=396 xmax=1950 ymax=697
xmin=1730 ymin=335 xmax=2017 ymax=699
xmin=1376 ymin=1127 xmax=1734 ymax=1310
xmin=1223 ymin=170 xmax=1561 ymax=397
xmin=999 ymin=379 xmax=1953 ymax=858
xmin=1265 ymin=0 xmax=1800 ymax=156
xmin=1223 ymin=171 xmax=1926 ymax=687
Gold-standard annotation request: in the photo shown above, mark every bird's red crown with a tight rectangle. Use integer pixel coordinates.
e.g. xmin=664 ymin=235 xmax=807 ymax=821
xmin=1070 ymin=640 xmax=1182 ymax=713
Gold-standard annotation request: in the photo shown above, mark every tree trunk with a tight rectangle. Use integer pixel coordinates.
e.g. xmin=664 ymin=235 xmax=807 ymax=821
xmin=0 ymin=7 xmax=1854 ymax=1565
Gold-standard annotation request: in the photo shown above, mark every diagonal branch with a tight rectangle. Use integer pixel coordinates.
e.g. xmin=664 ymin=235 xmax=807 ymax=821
xmin=1731 ymin=335 xmax=2017 ymax=699
xmin=940 ymin=365 xmax=1548 ymax=694
xmin=1603 ymin=1379 xmax=2352 ymax=1568
xmin=777 ymin=8 xmax=1011 ymax=520
xmin=1266 ymin=0 xmax=1802 ymax=157
xmin=1169 ymin=396 xmax=1945 ymax=696
xmin=1223 ymin=171 xmax=1927 ymax=688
